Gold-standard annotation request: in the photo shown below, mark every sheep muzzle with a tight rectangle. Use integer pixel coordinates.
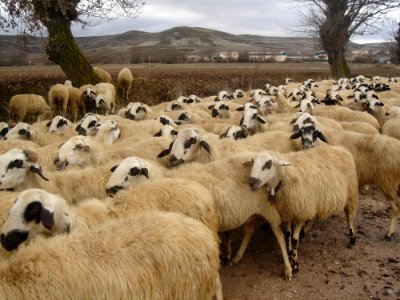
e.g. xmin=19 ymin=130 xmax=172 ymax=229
xmin=1 ymin=230 xmax=29 ymax=251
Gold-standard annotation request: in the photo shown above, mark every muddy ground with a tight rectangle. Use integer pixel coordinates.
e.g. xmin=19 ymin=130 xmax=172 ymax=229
xmin=220 ymin=186 xmax=400 ymax=300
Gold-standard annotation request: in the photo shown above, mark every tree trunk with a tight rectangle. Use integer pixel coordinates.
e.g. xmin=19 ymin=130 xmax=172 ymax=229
xmin=327 ymin=48 xmax=351 ymax=78
xmin=46 ymin=16 xmax=101 ymax=86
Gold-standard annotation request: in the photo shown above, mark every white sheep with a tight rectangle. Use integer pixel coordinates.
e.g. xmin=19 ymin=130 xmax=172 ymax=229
xmin=9 ymin=94 xmax=51 ymax=123
xmin=46 ymin=115 xmax=72 ymax=133
xmin=93 ymin=82 xmax=116 ymax=115
xmin=5 ymin=122 xmax=33 ymax=140
xmin=48 ymin=84 xmax=69 ymax=117
xmin=93 ymin=66 xmax=112 ymax=83
xmin=66 ymin=86 xmax=86 ymax=122
xmin=79 ymin=84 xmax=97 ymax=113
xmin=381 ymin=106 xmax=400 ymax=140
xmin=94 ymin=119 xmax=121 ymax=145
xmin=121 ymin=102 xmax=148 ymax=120
xmin=219 ymin=125 xmax=249 ymax=140
xmin=247 ymin=145 xmax=358 ymax=272
xmin=0 ymin=208 xmax=222 ymax=299
xmin=208 ymin=101 xmax=231 ymax=118
xmin=76 ymin=113 xmax=100 ymax=136
xmin=105 ymin=156 xmax=166 ymax=196
xmin=215 ymin=90 xmax=233 ymax=101
xmin=153 ymin=124 xmax=178 ymax=139
xmin=117 ymin=67 xmax=133 ymax=100
xmin=239 ymin=105 xmax=267 ymax=135
xmin=232 ymin=89 xmax=245 ymax=99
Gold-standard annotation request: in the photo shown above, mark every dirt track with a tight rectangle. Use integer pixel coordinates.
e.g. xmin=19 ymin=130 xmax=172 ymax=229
xmin=220 ymin=186 xmax=400 ymax=300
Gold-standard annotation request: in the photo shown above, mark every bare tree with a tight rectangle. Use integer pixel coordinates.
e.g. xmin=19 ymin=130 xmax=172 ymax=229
xmin=293 ymin=0 xmax=400 ymax=78
xmin=0 ymin=1 xmax=145 ymax=85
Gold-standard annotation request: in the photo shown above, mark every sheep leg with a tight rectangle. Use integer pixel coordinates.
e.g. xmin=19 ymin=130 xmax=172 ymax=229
xmin=344 ymin=206 xmax=357 ymax=247
xmin=300 ymin=220 xmax=314 ymax=240
xmin=214 ymin=274 xmax=223 ymax=300
xmin=230 ymin=219 xmax=256 ymax=265
xmin=220 ymin=231 xmax=233 ymax=265
xmin=283 ymin=222 xmax=292 ymax=254
xmin=290 ymin=222 xmax=304 ymax=274
xmin=269 ymin=223 xmax=293 ymax=281
xmin=382 ymin=190 xmax=399 ymax=240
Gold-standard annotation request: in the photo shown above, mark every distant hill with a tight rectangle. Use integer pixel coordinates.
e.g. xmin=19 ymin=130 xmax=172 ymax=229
xmin=0 ymin=26 xmax=392 ymax=65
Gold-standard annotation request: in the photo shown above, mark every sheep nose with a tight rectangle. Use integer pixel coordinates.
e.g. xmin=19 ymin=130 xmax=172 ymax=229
xmin=249 ymin=177 xmax=261 ymax=191
xmin=1 ymin=230 xmax=29 ymax=251
xmin=106 ymin=186 xmax=122 ymax=197
xmin=303 ymin=139 xmax=312 ymax=149
xmin=169 ymin=155 xmax=184 ymax=167
xmin=211 ymin=109 xmax=219 ymax=118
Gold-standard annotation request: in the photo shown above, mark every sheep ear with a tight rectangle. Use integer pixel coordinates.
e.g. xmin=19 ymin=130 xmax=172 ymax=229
xmin=289 ymin=118 xmax=296 ymax=124
xmin=23 ymin=149 xmax=38 ymax=163
xmin=315 ymin=131 xmax=328 ymax=143
xmin=41 ymin=208 xmax=54 ymax=230
xmin=110 ymin=165 xmax=118 ymax=172
xmin=153 ymin=130 xmax=162 ymax=137
xmin=208 ymin=105 xmax=214 ymax=110
xmin=242 ymin=158 xmax=254 ymax=167
xmin=236 ymin=107 xmax=244 ymax=111
xmin=290 ymin=130 xmax=301 ymax=140
xmin=256 ymin=115 xmax=266 ymax=124
xmin=294 ymin=104 xmax=300 ymax=108
xmin=46 ymin=121 xmax=52 ymax=127
xmin=273 ymin=158 xmax=291 ymax=166
xmin=29 ymin=164 xmax=50 ymax=181
xmin=199 ymin=140 xmax=211 ymax=154
xmin=140 ymin=168 xmax=149 ymax=179
xmin=75 ymin=124 xmax=81 ymax=132
xmin=157 ymin=141 xmax=174 ymax=158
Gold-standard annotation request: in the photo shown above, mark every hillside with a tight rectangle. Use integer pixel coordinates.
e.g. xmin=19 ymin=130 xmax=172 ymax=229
xmin=0 ymin=26 xmax=391 ymax=65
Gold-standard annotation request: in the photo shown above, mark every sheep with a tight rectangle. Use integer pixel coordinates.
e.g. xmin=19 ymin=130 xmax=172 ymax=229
xmin=9 ymin=94 xmax=51 ymax=123
xmin=93 ymin=82 xmax=116 ymax=115
xmin=0 ymin=122 xmax=9 ymax=140
xmin=294 ymin=125 xmax=400 ymax=239
xmin=117 ymin=67 xmax=133 ymax=100
xmin=45 ymin=115 xmax=72 ymax=133
xmin=121 ymin=102 xmax=148 ymax=120
xmin=75 ymin=113 xmax=100 ymax=136
xmin=165 ymin=100 xmax=183 ymax=111
xmin=247 ymin=145 xmax=358 ymax=272
xmin=255 ymin=96 xmax=278 ymax=114
xmin=156 ymin=115 xmax=178 ymax=126
xmin=320 ymin=89 xmax=344 ymax=105
xmin=239 ymin=105 xmax=267 ymax=135
xmin=53 ymin=135 xmax=93 ymax=170
xmin=5 ymin=122 xmax=33 ymax=140
xmin=94 ymin=120 xmax=121 ymax=145
xmin=93 ymin=66 xmax=112 ymax=83
xmin=105 ymin=156 xmax=166 ymax=196
xmin=66 ymin=87 xmax=86 ymax=122
xmin=153 ymin=125 xmax=178 ymax=139
xmin=48 ymin=84 xmax=69 ymax=117
xmin=0 ymin=208 xmax=222 ymax=300
xmin=219 ymin=125 xmax=249 ymax=140
xmin=208 ymin=101 xmax=231 ymax=118
xmin=79 ymin=84 xmax=97 ymax=113
xmin=381 ymin=106 xmax=400 ymax=140
xmin=232 ymin=89 xmax=245 ymax=99
xmin=215 ymin=90 xmax=233 ymax=101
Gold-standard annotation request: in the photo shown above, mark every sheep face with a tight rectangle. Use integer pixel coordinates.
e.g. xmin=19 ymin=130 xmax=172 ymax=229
xmin=385 ymin=106 xmax=400 ymax=118
xmin=208 ymin=102 xmax=230 ymax=118
xmin=157 ymin=116 xmax=176 ymax=126
xmin=220 ymin=125 xmax=248 ymax=140
xmin=47 ymin=116 xmax=72 ymax=133
xmin=0 ymin=149 xmax=48 ymax=190
xmin=290 ymin=125 xmax=328 ymax=149
xmin=106 ymin=157 xmax=149 ymax=196
xmin=240 ymin=108 xmax=266 ymax=133
xmin=76 ymin=113 xmax=100 ymax=136
xmin=153 ymin=125 xmax=178 ymax=139
xmin=166 ymin=100 xmax=182 ymax=111
xmin=216 ymin=91 xmax=232 ymax=101
xmin=0 ymin=122 xmax=9 ymax=140
xmin=157 ymin=128 xmax=211 ymax=167
xmin=247 ymin=152 xmax=290 ymax=192
xmin=290 ymin=112 xmax=316 ymax=133
xmin=366 ymin=97 xmax=384 ymax=114
xmin=125 ymin=102 xmax=148 ymax=120
xmin=0 ymin=189 xmax=70 ymax=251
xmin=97 ymin=120 xmax=121 ymax=144
xmin=5 ymin=123 xmax=33 ymax=140
xmin=54 ymin=136 xmax=92 ymax=170
xmin=185 ymin=94 xmax=200 ymax=104
xmin=174 ymin=111 xmax=191 ymax=125
xmin=233 ymin=89 xmax=244 ymax=99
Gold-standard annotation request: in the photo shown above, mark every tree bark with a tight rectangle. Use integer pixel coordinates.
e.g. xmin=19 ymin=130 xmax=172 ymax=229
xmin=326 ymin=48 xmax=351 ymax=78
xmin=46 ymin=16 xmax=101 ymax=86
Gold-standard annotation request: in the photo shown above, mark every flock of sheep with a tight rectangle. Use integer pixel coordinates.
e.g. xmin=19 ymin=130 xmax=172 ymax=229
xmin=0 ymin=66 xmax=400 ymax=298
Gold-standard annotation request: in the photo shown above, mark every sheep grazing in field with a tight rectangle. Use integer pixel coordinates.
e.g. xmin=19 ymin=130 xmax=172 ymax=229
xmin=247 ymin=146 xmax=358 ymax=272
xmin=93 ymin=66 xmax=112 ymax=83
xmin=0 ymin=149 xmax=48 ymax=191
xmin=46 ymin=115 xmax=72 ymax=133
xmin=117 ymin=67 xmax=133 ymax=100
xmin=153 ymin=125 xmax=178 ymax=139
xmin=0 ymin=208 xmax=222 ymax=300
xmin=0 ymin=122 xmax=9 ymax=140
xmin=66 ymin=86 xmax=86 ymax=122
xmin=48 ymin=83 xmax=69 ymax=117
xmin=93 ymin=82 xmax=116 ymax=115
xmin=76 ymin=113 xmax=100 ymax=136
xmin=9 ymin=94 xmax=51 ymax=123
xmin=5 ymin=123 xmax=33 ymax=140
xmin=381 ymin=106 xmax=400 ymax=140
xmin=105 ymin=156 xmax=165 ymax=196
xmin=219 ymin=125 xmax=249 ymax=140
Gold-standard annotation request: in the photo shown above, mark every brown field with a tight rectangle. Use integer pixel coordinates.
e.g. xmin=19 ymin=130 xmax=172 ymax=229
xmin=0 ymin=63 xmax=399 ymax=299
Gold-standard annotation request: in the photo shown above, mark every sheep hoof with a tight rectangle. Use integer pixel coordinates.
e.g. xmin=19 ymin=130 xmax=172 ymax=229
xmin=384 ymin=235 xmax=392 ymax=242
xmin=292 ymin=262 xmax=299 ymax=273
xmin=348 ymin=236 xmax=356 ymax=248
xmin=284 ymin=269 xmax=293 ymax=281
